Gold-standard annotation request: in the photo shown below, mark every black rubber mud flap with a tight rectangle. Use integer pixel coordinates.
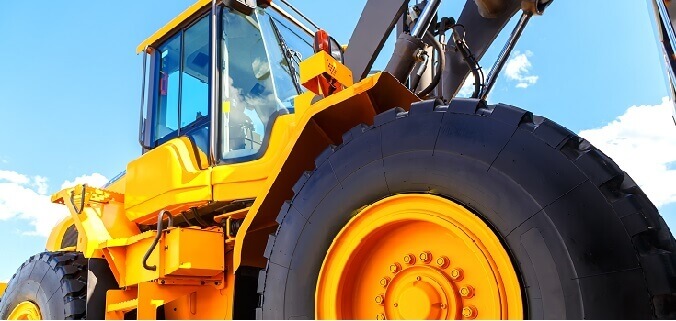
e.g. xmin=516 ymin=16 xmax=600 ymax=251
xmin=0 ymin=251 xmax=88 ymax=320
xmin=86 ymin=258 xmax=119 ymax=320
xmin=256 ymin=99 xmax=676 ymax=319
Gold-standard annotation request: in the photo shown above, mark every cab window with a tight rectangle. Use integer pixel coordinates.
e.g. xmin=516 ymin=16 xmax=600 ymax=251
xmin=153 ymin=15 xmax=211 ymax=154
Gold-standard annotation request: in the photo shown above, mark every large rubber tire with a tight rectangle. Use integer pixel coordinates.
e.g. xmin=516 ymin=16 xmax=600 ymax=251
xmin=257 ymin=99 xmax=676 ymax=319
xmin=0 ymin=252 xmax=87 ymax=320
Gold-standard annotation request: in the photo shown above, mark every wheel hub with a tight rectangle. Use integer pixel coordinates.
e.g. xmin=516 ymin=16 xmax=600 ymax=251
xmin=8 ymin=301 xmax=42 ymax=320
xmin=315 ymin=194 xmax=523 ymax=319
xmin=385 ymin=265 xmax=457 ymax=319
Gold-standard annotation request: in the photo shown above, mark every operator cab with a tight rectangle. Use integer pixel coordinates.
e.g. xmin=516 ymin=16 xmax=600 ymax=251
xmin=139 ymin=0 xmax=314 ymax=164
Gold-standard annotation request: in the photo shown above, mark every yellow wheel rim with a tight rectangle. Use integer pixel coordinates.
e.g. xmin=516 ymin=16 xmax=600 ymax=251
xmin=8 ymin=301 xmax=42 ymax=320
xmin=316 ymin=194 xmax=523 ymax=319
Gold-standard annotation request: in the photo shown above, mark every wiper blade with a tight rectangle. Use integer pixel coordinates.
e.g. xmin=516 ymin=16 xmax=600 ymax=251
xmin=269 ymin=17 xmax=304 ymax=95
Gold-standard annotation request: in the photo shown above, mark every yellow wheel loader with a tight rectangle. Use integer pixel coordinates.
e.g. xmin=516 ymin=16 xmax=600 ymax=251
xmin=1 ymin=0 xmax=676 ymax=319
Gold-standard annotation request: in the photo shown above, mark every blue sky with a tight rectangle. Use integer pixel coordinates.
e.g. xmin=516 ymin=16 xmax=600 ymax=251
xmin=0 ymin=1 xmax=674 ymax=281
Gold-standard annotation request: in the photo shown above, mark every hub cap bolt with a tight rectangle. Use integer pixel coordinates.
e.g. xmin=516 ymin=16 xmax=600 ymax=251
xmin=460 ymin=285 xmax=475 ymax=298
xmin=450 ymin=268 xmax=464 ymax=281
xmin=436 ymin=256 xmax=450 ymax=269
xmin=389 ymin=263 xmax=402 ymax=274
xmin=462 ymin=306 xmax=477 ymax=319
xmin=376 ymin=313 xmax=386 ymax=320
xmin=403 ymin=254 xmax=416 ymax=265
xmin=375 ymin=294 xmax=385 ymax=305
xmin=380 ymin=277 xmax=391 ymax=287
xmin=440 ymin=303 xmax=447 ymax=309
xmin=416 ymin=276 xmax=422 ymax=281
xmin=419 ymin=251 xmax=432 ymax=263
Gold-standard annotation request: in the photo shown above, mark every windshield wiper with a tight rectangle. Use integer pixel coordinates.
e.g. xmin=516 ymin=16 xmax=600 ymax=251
xmin=269 ymin=17 xmax=304 ymax=95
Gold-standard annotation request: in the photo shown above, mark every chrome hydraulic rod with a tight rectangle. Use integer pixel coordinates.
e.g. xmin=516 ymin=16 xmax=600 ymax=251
xmin=480 ymin=11 xmax=531 ymax=100
xmin=411 ymin=0 xmax=443 ymax=38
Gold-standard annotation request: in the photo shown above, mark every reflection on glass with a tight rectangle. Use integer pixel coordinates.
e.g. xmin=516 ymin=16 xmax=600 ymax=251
xmin=219 ymin=8 xmax=313 ymax=161
xmin=154 ymin=33 xmax=181 ymax=144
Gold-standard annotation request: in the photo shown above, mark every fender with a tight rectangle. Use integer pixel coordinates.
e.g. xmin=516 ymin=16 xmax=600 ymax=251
xmin=234 ymin=72 xmax=419 ymax=270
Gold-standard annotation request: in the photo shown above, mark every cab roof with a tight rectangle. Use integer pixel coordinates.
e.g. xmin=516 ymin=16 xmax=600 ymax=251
xmin=136 ymin=0 xmax=314 ymax=54
xmin=136 ymin=0 xmax=211 ymax=53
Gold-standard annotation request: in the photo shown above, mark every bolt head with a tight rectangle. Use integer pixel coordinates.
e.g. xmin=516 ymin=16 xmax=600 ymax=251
xmin=376 ymin=313 xmax=386 ymax=320
xmin=416 ymin=276 xmax=422 ymax=281
xmin=380 ymin=277 xmax=391 ymax=287
xmin=375 ymin=294 xmax=385 ymax=305
xmin=462 ymin=306 xmax=477 ymax=319
xmin=440 ymin=303 xmax=447 ymax=309
xmin=436 ymin=256 xmax=450 ymax=269
xmin=450 ymin=268 xmax=464 ymax=281
xmin=419 ymin=251 xmax=432 ymax=263
xmin=460 ymin=285 xmax=475 ymax=298
xmin=403 ymin=254 xmax=416 ymax=265
xmin=389 ymin=262 xmax=402 ymax=273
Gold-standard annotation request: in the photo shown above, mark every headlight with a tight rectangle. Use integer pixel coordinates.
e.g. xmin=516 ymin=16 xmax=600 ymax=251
xmin=314 ymin=29 xmax=345 ymax=64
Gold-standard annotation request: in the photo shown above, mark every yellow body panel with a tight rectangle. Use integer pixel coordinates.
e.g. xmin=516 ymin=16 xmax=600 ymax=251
xmin=106 ymin=175 xmax=126 ymax=194
xmin=45 ymin=216 xmax=75 ymax=252
xmin=164 ymin=228 xmax=225 ymax=277
xmin=100 ymin=227 xmax=224 ymax=287
xmin=124 ymin=137 xmax=211 ymax=223
xmin=0 ymin=282 xmax=6 ymax=298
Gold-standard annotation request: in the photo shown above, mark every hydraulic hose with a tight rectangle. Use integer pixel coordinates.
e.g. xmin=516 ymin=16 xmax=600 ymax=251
xmin=142 ymin=210 xmax=173 ymax=271
xmin=418 ymin=31 xmax=445 ymax=98
xmin=453 ymin=25 xmax=483 ymax=98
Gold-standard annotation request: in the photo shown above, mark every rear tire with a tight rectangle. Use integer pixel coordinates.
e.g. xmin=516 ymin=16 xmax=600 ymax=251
xmin=0 ymin=252 xmax=87 ymax=320
xmin=257 ymin=99 xmax=676 ymax=319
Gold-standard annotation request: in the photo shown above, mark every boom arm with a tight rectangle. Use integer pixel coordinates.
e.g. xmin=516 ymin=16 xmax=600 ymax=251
xmin=346 ymin=0 xmax=549 ymax=99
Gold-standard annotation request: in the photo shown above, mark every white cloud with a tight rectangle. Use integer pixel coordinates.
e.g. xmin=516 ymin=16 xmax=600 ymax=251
xmin=505 ymin=50 xmax=539 ymax=89
xmin=579 ymin=97 xmax=676 ymax=207
xmin=0 ymin=171 xmax=29 ymax=185
xmin=33 ymin=176 xmax=48 ymax=194
xmin=61 ymin=173 xmax=109 ymax=189
xmin=457 ymin=75 xmax=477 ymax=97
xmin=0 ymin=172 xmax=108 ymax=237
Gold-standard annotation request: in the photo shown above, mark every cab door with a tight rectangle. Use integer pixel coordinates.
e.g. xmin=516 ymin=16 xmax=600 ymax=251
xmin=125 ymin=13 xmax=213 ymax=224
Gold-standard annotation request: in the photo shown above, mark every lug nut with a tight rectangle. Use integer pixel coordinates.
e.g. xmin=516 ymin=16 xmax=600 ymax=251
xmin=403 ymin=254 xmax=416 ymax=265
xmin=436 ymin=256 xmax=450 ymax=269
xmin=462 ymin=306 xmax=477 ymax=319
xmin=416 ymin=276 xmax=422 ymax=281
xmin=419 ymin=251 xmax=432 ymax=263
xmin=450 ymin=268 xmax=464 ymax=281
xmin=376 ymin=313 xmax=386 ymax=320
xmin=380 ymin=277 xmax=391 ymax=288
xmin=460 ymin=285 xmax=475 ymax=298
xmin=375 ymin=294 xmax=385 ymax=305
xmin=440 ymin=303 xmax=447 ymax=309
xmin=389 ymin=262 xmax=402 ymax=274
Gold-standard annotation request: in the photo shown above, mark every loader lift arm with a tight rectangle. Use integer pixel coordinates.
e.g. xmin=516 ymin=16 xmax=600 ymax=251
xmin=346 ymin=0 xmax=554 ymax=99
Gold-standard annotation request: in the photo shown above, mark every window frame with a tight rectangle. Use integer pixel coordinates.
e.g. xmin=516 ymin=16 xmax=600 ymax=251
xmin=148 ymin=12 xmax=213 ymax=149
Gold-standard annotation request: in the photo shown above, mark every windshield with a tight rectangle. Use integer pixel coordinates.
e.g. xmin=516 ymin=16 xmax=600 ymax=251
xmin=219 ymin=7 xmax=313 ymax=162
